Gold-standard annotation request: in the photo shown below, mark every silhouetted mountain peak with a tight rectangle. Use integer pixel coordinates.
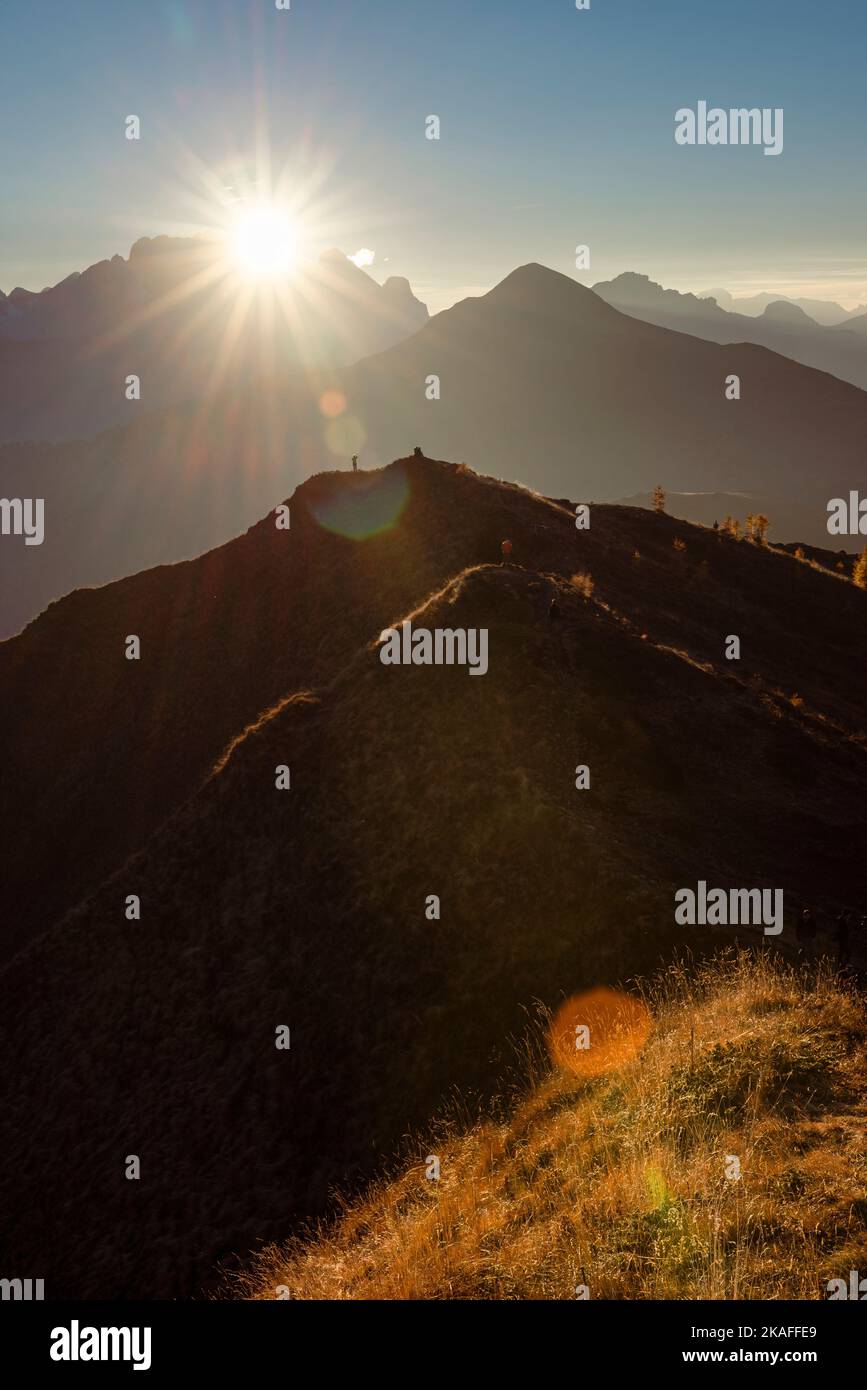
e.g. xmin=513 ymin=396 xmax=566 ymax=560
xmin=129 ymin=234 xmax=207 ymax=259
xmin=0 ymin=286 xmax=39 ymax=310
xmin=0 ymin=237 xmax=430 ymax=436
xmin=485 ymin=262 xmax=616 ymax=319
xmin=381 ymin=275 xmax=429 ymax=323
xmin=761 ymin=299 xmax=816 ymax=325
xmin=594 ymin=271 xmax=726 ymax=318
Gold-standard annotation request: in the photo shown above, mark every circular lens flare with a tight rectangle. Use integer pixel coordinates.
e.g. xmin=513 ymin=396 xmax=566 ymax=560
xmin=548 ymin=988 xmax=651 ymax=1078
xmin=319 ymin=389 xmax=347 ymax=419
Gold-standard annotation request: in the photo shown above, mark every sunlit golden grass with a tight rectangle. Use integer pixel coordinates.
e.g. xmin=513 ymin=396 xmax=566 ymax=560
xmin=227 ymin=952 xmax=867 ymax=1300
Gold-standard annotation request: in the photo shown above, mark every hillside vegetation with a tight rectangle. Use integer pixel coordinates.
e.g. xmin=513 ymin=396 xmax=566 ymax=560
xmin=230 ymin=952 xmax=867 ymax=1300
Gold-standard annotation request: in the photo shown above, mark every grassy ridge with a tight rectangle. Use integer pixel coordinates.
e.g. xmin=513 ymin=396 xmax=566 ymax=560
xmin=231 ymin=952 xmax=867 ymax=1300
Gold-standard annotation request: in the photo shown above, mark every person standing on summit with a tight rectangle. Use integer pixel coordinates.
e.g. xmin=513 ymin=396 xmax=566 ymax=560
xmin=501 ymin=538 xmax=513 ymax=564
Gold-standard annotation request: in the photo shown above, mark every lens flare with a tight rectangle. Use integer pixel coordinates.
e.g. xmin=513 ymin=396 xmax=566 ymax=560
xmin=319 ymin=389 xmax=347 ymax=419
xmin=310 ymin=464 xmax=410 ymax=540
xmin=324 ymin=415 xmax=366 ymax=459
xmin=548 ymin=987 xmax=651 ymax=1078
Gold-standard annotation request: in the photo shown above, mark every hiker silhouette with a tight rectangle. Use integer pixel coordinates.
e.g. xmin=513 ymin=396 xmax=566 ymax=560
xmin=351 ymin=455 xmax=358 ymax=472
xmin=797 ymin=907 xmax=817 ymax=962
xmin=835 ymin=910 xmax=852 ymax=967
xmin=500 ymin=538 xmax=513 ymax=564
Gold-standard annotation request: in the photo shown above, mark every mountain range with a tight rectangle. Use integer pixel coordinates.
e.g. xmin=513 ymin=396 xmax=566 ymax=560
xmin=594 ymin=271 xmax=867 ymax=392
xmin=0 ymin=236 xmax=428 ymax=443
xmin=3 ymin=260 xmax=865 ymax=640
xmin=700 ymin=286 xmax=867 ymax=326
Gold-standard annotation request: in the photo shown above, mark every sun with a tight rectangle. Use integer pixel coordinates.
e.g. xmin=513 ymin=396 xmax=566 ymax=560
xmin=231 ymin=205 xmax=299 ymax=276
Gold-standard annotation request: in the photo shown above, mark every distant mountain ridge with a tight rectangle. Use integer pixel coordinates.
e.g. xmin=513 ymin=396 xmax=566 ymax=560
xmin=593 ymin=270 xmax=867 ymax=391
xmin=0 ymin=238 xmax=428 ymax=344
xmin=0 ymin=237 xmax=428 ymax=442
xmin=701 ymin=286 xmax=867 ymax=325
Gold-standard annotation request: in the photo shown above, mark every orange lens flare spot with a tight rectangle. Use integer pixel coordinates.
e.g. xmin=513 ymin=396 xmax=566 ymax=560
xmin=548 ymin=987 xmax=651 ymax=1078
xmin=319 ymin=389 xmax=347 ymax=419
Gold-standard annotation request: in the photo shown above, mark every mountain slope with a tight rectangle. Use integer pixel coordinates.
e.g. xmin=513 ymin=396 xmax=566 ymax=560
xmin=2 ymin=455 xmax=866 ymax=966
xmin=345 ymin=265 xmax=867 ymax=502
xmin=613 ymin=489 xmax=861 ymax=562
xmin=0 ymin=460 xmax=865 ymax=1299
xmin=836 ymin=308 xmax=867 ymax=339
xmin=230 ymin=952 xmax=867 ymax=1300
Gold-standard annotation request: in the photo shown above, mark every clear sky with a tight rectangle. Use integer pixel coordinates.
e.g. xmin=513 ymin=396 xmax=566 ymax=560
xmin=3 ymin=0 xmax=867 ymax=312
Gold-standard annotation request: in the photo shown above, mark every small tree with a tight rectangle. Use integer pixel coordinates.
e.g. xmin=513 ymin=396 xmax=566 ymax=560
xmin=722 ymin=515 xmax=741 ymax=540
xmin=651 ymin=485 xmax=666 ymax=514
xmin=744 ymin=512 xmax=769 ymax=542
xmin=854 ymin=547 xmax=867 ymax=588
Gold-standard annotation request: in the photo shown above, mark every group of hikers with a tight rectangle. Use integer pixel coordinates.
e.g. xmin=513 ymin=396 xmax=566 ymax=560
xmin=796 ymin=906 xmax=864 ymax=969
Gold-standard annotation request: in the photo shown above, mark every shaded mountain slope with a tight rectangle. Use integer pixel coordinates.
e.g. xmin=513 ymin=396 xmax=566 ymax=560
xmin=0 ymin=487 xmax=866 ymax=1298
xmin=838 ymin=309 xmax=867 ymax=339
xmin=2 ymin=457 xmax=866 ymax=968
xmin=344 ymin=266 xmax=867 ymax=507
xmin=5 ymin=261 xmax=867 ymax=640
xmin=774 ymin=539 xmax=860 ymax=574
xmin=231 ymin=953 xmax=867 ymax=1301
xmin=0 ymin=457 xmax=484 ymax=958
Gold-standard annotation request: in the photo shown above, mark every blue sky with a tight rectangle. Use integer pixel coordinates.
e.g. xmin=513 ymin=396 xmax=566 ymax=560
xmin=2 ymin=0 xmax=867 ymax=311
